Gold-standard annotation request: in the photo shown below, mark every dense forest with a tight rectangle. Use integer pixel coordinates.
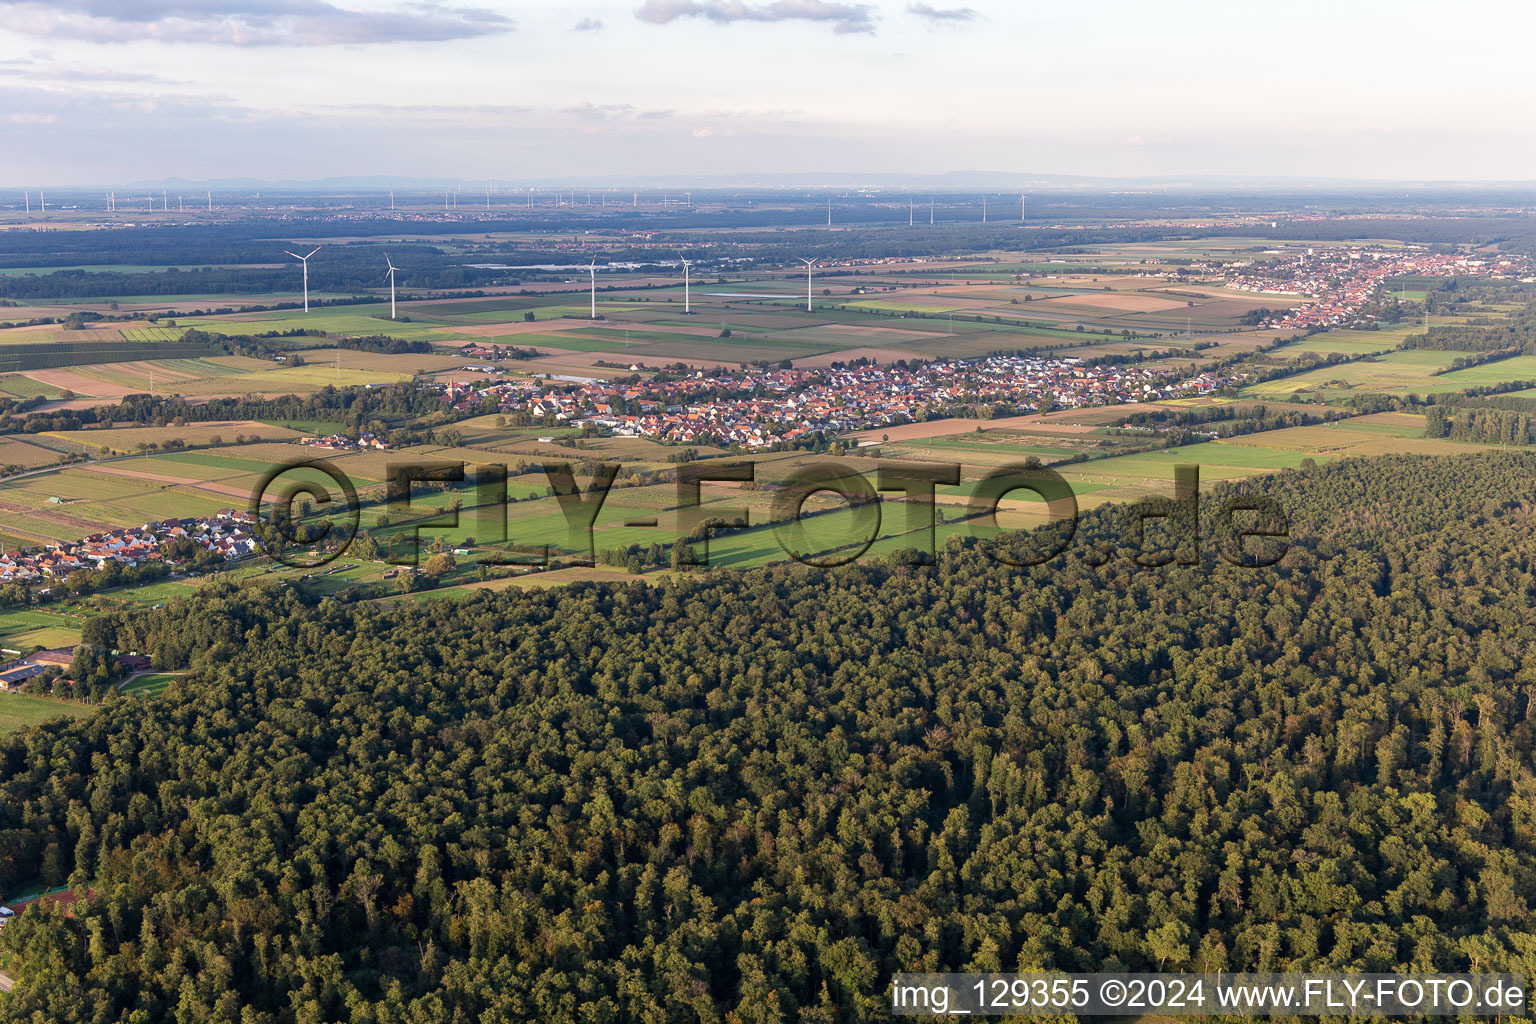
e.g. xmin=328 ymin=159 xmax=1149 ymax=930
xmin=3 ymin=453 xmax=1536 ymax=1021
xmin=1424 ymin=405 xmax=1535 ymax=445
xmin=1402 ymin=300 xmax=1536 ymax=354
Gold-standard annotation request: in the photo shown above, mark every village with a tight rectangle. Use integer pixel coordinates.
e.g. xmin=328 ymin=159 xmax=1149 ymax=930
xmin=0 ymin=510 xmax=263 ymax=587
xmin=297 ymin=432 xmax=393 ymax=452
xmin=438 ymin=355 xmax=1241 ymax=448
xmin=1225 ymin=247 xmax=1525 ymax=332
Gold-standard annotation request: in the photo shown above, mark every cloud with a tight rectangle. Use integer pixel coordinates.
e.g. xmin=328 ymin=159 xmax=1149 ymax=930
xmin=907 ymin=2 xmax=975 ymax=21
xmin=559 ymin=103 xmax=676 ymax=123
xmin=635 ymin=0 xmax=874 ymax=34
xmin=0 ymin=60 xmax=177 ymax=84
xmin=0 ymin=0 xmax=514 ymax=46
xmin=573 ymin=16 xmax=603 ymax=30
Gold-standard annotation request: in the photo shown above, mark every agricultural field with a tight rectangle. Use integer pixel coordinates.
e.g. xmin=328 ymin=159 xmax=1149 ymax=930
xmin=1270 ymin=325 xmax=1420 ymax=359
xmin=44 ymin=421 xmax=305 ymax=453
xmin=0 ymin=374 xmax=69 ymax=399
xmin=0 ymin=437 xmax=70 ymax=469
xmin=56 ymin=359 xmax=415 ymax=396
xmin=119 ymin=326 xmax=188 ymax=342
xmin=1243 ymin=350 xmax=1458 ymax=399
xmin=180 ymin=311 xmax=465 ymax=343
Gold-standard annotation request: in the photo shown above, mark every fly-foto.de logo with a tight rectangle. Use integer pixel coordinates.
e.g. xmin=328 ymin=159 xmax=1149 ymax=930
xmin=249 ymin=458 xmax=1290 ymax=571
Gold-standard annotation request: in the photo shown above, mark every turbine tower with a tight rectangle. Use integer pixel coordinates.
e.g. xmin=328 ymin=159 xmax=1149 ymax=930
xmin=800 ymin=257 xmax=819 ymax=313
xmin=282 ymin=245 xmax=323 ymax=313
xmin=679 ymin=255 xmax=693 ymax=314
xmin=588 ymin=255 xmax=598 ymax=319
xmin=384 ymin=255 xmax=400 ymax=320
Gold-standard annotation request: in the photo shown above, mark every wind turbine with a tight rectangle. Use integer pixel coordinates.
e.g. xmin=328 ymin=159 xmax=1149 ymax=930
xmin=679 ymin=254 xmax=693 ymax=314
xmin=800 ymin=257 xmax=818 ymax=313
xmin=282 ymin=245 xmax=323 ymax=313
xmin=588 ymin=255 xmax=598 ymax=319
xmin=384 ymin=255 xmax=399 ymax=320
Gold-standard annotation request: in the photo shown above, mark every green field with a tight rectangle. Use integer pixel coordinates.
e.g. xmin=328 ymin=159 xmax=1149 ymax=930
xmin=0 ymin=374 xmax=68 ymax=399
xmin=0 ymin=608 xmax=84 ymax=651
xmin=0 ymin=692 xmax=93 ymax=735
xmin=122 ymin=672 xmax=178 ymax=697
xmin=181 ymin=312 xmax=465 ymax=342
xmin=1276 ymin=327 xmax=1414 ymax=358
xmin=1243 ymin=349 xmax=1459 ymax=397
xmin=120 ymin=326 xmax=189 ymax=342
xmin=1436 ymin=355 xmax=1536 ymax=386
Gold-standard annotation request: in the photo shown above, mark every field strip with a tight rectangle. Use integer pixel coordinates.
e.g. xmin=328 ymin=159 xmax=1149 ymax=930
xmin=0 ymin=500 xmax=107 ymax=534
xmin=82 ymin=464 xmax=244 ymax=487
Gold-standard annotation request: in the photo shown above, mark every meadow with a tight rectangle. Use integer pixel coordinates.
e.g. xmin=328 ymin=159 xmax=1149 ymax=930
xmin=0 ymin=692 xmax=93 ymax=736
xmin=0 ymin=608 xmax=84 ymax=652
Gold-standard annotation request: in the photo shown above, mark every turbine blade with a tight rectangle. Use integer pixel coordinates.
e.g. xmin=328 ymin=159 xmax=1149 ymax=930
xmin=305 ymin=246 xmax=323 ymax=258
xmin=282 ymin=251 xmax=301 ymax=260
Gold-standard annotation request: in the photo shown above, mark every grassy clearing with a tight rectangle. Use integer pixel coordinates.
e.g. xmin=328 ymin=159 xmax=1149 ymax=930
xmin=0 ymin=608 xmax=84 ymax=652
xmin=0 ymin=692 xmax=93 ymax=736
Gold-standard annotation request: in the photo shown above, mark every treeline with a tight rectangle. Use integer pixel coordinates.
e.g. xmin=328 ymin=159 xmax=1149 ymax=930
xmin=1424 ymin=405 xmax=1536 ymax=444
xmin=335 ymin=335 xmax=434 ymax=355
xmin=1433 ymin=348 xmax=1522 ymax=375
xmin=0 ymin=383 xmax=482 ymax=437
xmin=5 ymin=454 xmax=1536 ymax=1020
xmin=0 ymin=258 xmax=507 ymax=300
xmin=1120 ymin=402 xmax=1354 ymax=439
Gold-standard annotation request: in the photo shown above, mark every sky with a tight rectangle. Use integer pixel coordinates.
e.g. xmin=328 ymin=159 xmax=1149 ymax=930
xmin=2 ymin=0 xmax=1535 ymax=185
